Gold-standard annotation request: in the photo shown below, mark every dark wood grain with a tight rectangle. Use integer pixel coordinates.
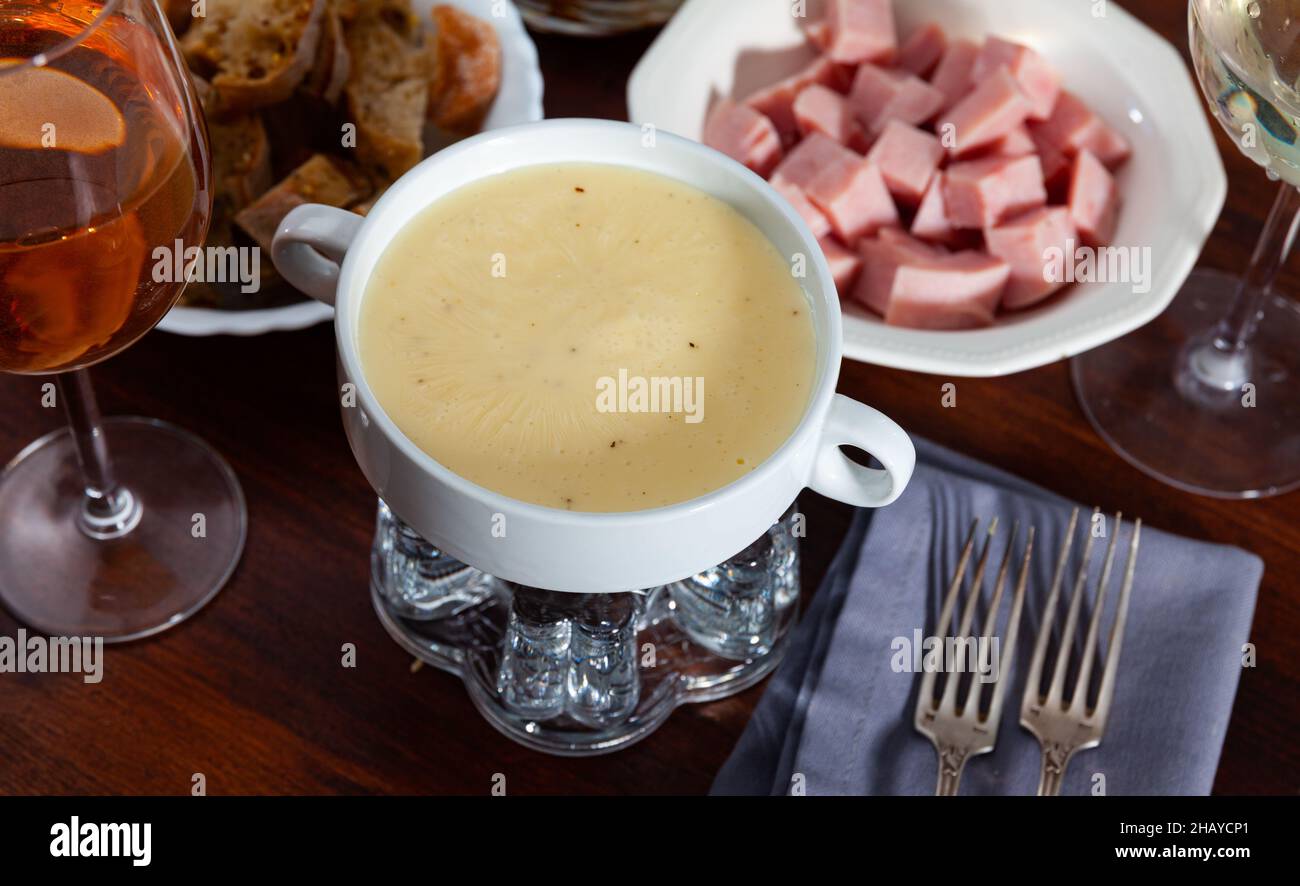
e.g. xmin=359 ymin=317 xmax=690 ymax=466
xmin=0 ymin=1 xmax=1296 ymax=796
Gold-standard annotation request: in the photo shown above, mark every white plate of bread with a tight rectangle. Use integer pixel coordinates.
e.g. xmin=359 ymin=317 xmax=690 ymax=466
xmin=159 ymin=0 xmax=545 ymax=337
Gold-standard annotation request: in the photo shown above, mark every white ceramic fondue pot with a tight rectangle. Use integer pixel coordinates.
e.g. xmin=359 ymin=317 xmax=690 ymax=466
xmin=273 ymin=119 xmax=915 ymax=593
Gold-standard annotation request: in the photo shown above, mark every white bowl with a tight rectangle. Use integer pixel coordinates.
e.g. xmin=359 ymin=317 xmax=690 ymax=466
xmin=158 ymin=0 xmax=545 ymax=338
xmin=628 ymin=0 xmax=1228 ymax=377
xmin=273 ymin=120 xmax=917 ymax=592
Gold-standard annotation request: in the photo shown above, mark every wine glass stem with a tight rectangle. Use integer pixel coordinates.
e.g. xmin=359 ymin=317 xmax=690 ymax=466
xmin=1221 ymin=182 xmax=1300 ymax=349
xmin=1185 ymin=182 xmax=1300 ymax=392
xmin=57 ymin=369 xmax=142 ymax=540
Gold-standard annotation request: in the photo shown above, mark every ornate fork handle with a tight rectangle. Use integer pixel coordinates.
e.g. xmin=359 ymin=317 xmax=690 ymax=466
xmin=1035 ymin=741 xmax=1075 ymax=796
xmin=934 ymin=743 xmax=971 ymax=796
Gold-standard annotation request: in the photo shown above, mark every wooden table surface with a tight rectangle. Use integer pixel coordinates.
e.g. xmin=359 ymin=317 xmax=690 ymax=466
xmin=1 ymin=1 xmax=1296 ymax=796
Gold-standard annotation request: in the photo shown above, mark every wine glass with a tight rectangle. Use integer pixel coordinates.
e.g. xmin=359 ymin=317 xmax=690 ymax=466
xmin=0 ymin=0 xmax=245 ymax=639
xmin=1071 ymin=0 xmax=1300 ymax=499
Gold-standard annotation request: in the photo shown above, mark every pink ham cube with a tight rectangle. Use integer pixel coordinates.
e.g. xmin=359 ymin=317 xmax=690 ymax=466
xmin=866 ymin=120 xmax=945 ymax=205
xmin=877 ymin=227 xmax=948 ymax=256
xmin=806 ymin=157 xmax=900 ymax=244
xmin=945 ymin=154 xmax=1046 ymax=229
xmin=771 ymin=132 xmax=859 ymax=191
xmin=770 ymin=134 xmax=895 ymax=243
xmin=1029 ymin=128 xmax=1072 ymax=198
xmin=930 ymin=38 xmax=980 ymax=112
xmin=854 ymin=236 xmax=1011 ymax=330
xmin=704 ymin=99 xmax=784 ymax=177
xmin=820 ymin=236 xmax=864 ymax=295
xmin=746 ymin=58 xmax=851 ymax=144
xmin=794 ymin=84 xmax=868 ymax=150
xmin=911 ymin=173 xmax=957 ymax=244
xmin=961 ymin=124 xmax=1036 ymax=160
xmin=985 ymin=206 xmax=1078 ymax=309
xmin=1068 ymin=149 xmax=1120 ymax=247
xmin=825 ymin=0 xmax=897 ymax=65
xmin=938 ymin=67 xmax=1033 ymax=156
xmin=970 ymin=37 xmax=1062 ymax=121
xmin=803 ymin=19 xmax=831 ymax=51
xmin=898 ymin=23 xmax=948 ymax=77
xmin=774 ymin=179 xmax=833 ymax=239
xmin=1031 ymin=91 xmax=1132 ymax=168
xmin=848 ymin=64 xmax=945 ymax=136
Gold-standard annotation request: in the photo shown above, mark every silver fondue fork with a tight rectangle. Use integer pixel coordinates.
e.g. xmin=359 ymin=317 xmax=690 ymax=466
xmin=914 ymin=519 xmax=1035 ymax=796
xmin=1019 ymin=508 xmax=1141 ymax=796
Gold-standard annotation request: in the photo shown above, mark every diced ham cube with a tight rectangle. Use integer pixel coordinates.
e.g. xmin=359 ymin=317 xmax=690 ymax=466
xmin=771 ymin=132 xmax=859 ymax=191
xmin=1029 ymin=127 xmax=1072 ymax=198
xmin=930 ymin=38 xmax=980 ymax=112
xmin=703 ymin=99 xmax=784 ymax=177
xmin=1030 ymin=91 xmax=1131 ymax=168
xmin=944 ymin=154 xmax=1046 ymax=229
xmin=938 ymin=67 xmax=1033 ymax=156
xmin=746 ymin=58 xmax=851 ymax=144
xmin=820 ymin=236 xmax=864 ymax=295
xmin=1068 ymin=149 xmax=1120 ymax=247
xmin=970 ymin=37 xmax=1062 ymax=121
xmin=878 ymin=227 xmax=948 ymax=256
xmin=825 ymin=0 xmax=897 ymax=65
xmin=848 ymin=64 xmax=945 ymax=136
xmin=854 ymin=236 xmax=1011 ymax=330
xmin=985 ymin=206 xmax=1078 ymax=309
xmin=898 ymin=23 xmax=947 ymax=77
xmin=806 ymin=157 xmax=900 ymax=244
xmin=794 ymin=84 xmax=868 ymax=150
xmin=961 ymin=124 xmax=1036 ymax=160
xmin=911 ymin=173 xmax=957 ymax=244
xmin=865 ymin=120 xmax=944 ymax=205
xmin=803 ymin=19 xmax=831 ymax=51
xmin=773 ymin=179 xmax=833 ymax=239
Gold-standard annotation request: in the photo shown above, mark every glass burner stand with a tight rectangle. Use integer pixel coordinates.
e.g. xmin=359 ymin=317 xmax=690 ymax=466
xmin=370 ymin=500 xmax=801 ymax=756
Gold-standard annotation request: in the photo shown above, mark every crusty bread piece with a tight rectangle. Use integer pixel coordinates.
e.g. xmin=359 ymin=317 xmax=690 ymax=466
xmin=234 ymin=154 xmax=371 ymax=252
xmin=302 ymin=0 xmax=351 ymax=105
xmin=337 ymin=0 xmax=419 ymax=37
xmin=426 ymin=4 xmax=501 ymax=134
xmin=181 ymin=0 xmax=327 ymax=114
xmin=209 ymin=114 xmax=274 ymax=213
xmin=342 ymin=0 xmax=428 ymax=181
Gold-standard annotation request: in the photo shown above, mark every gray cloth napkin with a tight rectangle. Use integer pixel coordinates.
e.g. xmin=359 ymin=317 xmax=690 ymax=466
xmin=712 ymin=439 xmax=1262 ymax=796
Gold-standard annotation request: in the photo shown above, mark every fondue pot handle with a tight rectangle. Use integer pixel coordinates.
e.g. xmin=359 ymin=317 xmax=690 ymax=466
xmin=272 ymin=204 xmax=363 ymax=306
xmin=809 ymin=395 xmax=916 ymax=508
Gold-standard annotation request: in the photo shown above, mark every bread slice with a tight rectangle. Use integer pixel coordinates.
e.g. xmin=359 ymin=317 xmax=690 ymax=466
xmin=181 ymin=0 xmax=327 ymax=114
xmin=426 ymin=4 xmax=501 ymax=134
xmin=341 ymin=0 xmax=428 ymax=181
xmin=209 ymin=114 xmax=275 ymax=214
xmin=302 ymin=0 xmax=351 ymax=105
xmin=234 ymin=154 xmax=371 ymax=252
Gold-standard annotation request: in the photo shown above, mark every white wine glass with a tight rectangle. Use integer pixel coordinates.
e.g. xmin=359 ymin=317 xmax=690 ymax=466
xmin=1071 ymin=0 xmax=1300 ymax=499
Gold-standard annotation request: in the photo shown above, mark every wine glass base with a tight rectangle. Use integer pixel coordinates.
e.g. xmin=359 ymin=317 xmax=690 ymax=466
xmin=0 ymin=418 xmax=247 ymax=641
xmin=1072 ymin=270 xmax=1300 ymax=500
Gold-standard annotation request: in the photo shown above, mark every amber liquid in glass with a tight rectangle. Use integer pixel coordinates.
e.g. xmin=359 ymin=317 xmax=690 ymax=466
xmin=0 ymin=6 xmax=208 ymax=374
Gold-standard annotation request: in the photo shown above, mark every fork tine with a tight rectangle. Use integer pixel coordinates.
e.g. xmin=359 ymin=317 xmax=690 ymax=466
xmin=978 ymin=522 xmax=1018 ymax=643
xmin=940 ymin=520 xmax=999 ymax=714
xmin=1045 ymin=508 xmax=1101 ymax=707
xmin=1022 ymin=508 xmax=1079 ymax=714
xmin=917 ymin=519 xmax=979 ymax=717
xmin=967 ymin=523 xmax=1025 ymax=717
xmin=1070 ymin=513 xmax=1124 ymax=715
xmin=1092 ymin=519 xmax=1141 ymax=726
